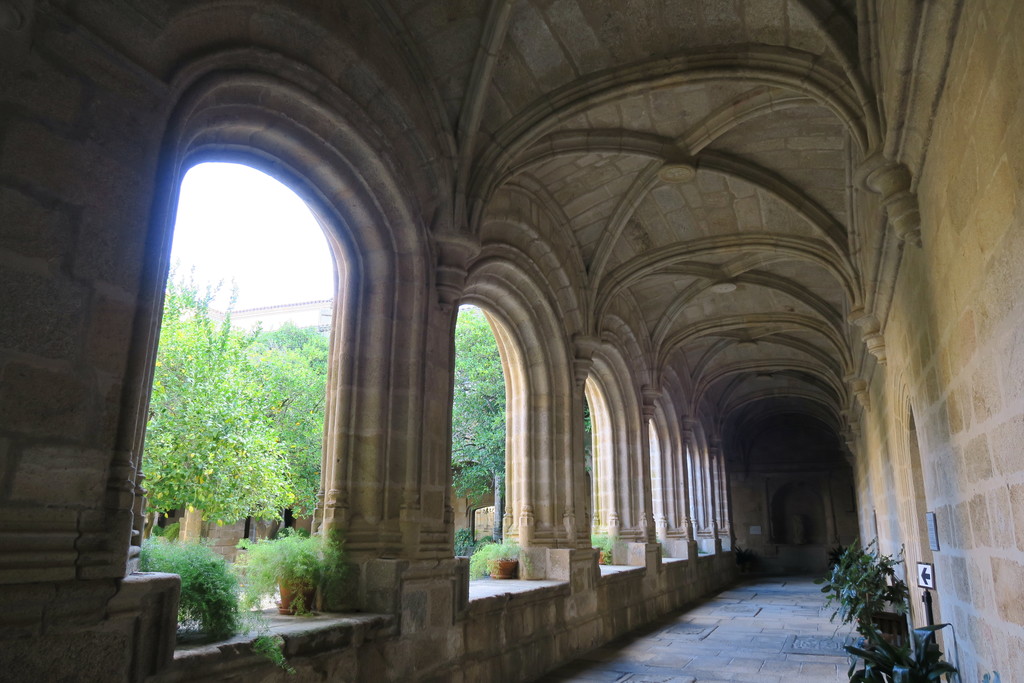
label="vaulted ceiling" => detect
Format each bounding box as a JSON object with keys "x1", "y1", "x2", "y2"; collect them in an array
[
  {"x1": 319, "y1": 0, "x2": 878, "y2": 441},
  {"x1": 386, "y1": 0, "x2": 871, "y2": 438}
]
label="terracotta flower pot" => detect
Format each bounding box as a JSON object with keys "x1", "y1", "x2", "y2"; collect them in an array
[
  {"x1": 278, "y1": 582, "x2": 317, "y2": 615},
  {"x1": 487, "y1": 559, "x2": 518, "y2": 579}
]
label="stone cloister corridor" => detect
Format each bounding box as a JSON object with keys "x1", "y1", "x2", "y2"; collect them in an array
[
  {"x1": 539, "y1": 576, "x2": 856, "y2": 682},
  {"x1": 2, "y1": 0, "x2": 1023, "y2": 681}
]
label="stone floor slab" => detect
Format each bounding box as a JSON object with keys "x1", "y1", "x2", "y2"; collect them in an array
[{"x1": 534, "y1": 576, "x2": 852, "y2": 682}]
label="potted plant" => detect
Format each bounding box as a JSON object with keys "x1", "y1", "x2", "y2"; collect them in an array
[
  {"x1": 591, "y1": 534, "x2": 614, "y2": 565},
  {"x1": 817, "y1": 540, "x2": 909, "y2": 643},
  {"x1": 237, "y1": 531, "x2": 348, "y2": 614},
  {"x1": 845, "y1": 623, "x2": 958, "y2": 681},
  {"x1": 734, "y1": 546, "x2": 756, "y2": 572},
  {"x1": 468, "y1": 539, "x2": 520, "y2": 579}
]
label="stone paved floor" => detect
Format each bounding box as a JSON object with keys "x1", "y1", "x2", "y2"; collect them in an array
[{"x1": 535, "y1": 576, "x2": 855, "y2": 683}]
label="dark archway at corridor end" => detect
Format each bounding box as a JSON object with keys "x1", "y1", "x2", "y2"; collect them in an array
[{"x1": 723, "y1": 400, "x2": 859, "y2": 574}]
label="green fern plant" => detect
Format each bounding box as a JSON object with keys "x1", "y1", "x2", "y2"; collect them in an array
[
  {"x1": 140, "y1": 537, "x2": 241, "y2": 640},
  {"x1": 252, "y1": 634, "x2": 294, "y2": 673}
]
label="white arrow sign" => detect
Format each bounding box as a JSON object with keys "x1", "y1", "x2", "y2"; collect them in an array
[{"x1": 917, "y1": 562, "x2": 935, "y2": 589}]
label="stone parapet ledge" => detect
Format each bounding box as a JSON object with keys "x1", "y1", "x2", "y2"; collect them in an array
[
  {"x1": 465, "y1": 580, "x2": 570, "y2": 613},
  {"x1": 108, "y1": 572, "x2": 180, "y2": 679},
  {"x1": 147, "y1": 613, "x2": 394, "y2": 683},
  {"x1": 596, "y1": 564, "x2": 646, "y2": 584}
]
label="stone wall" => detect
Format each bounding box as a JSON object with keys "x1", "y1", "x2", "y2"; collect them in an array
[
  {"x1": 4, "y1": 0, "x2": 1024, "y2": 679},
  {"x1": 852, "y1": 0, "x2": 1024, "y2": 678},
  {"x1": 144, "y1": 552, "x2": 735, "y2": 683}
]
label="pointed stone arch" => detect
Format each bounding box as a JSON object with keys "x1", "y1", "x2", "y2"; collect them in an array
[
  {"x1": 462, "y1": 256, "x2": 583, "y2": 550},
  {"x1": 122, "y1": 58, "x2": 440, "y2": 587}
]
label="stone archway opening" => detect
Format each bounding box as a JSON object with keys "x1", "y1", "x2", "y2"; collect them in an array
[
  {"x1": 450, "y1": 304, "x2": 509, "y2": 552},
  {"x1": 140, "y1": 161, "x2": 338, "y2": 561},
  {"x1": 584, "y1": 377, "x2": 616, "y2": 539}
]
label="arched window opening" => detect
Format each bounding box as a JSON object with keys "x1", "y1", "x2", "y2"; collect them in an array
[
  {"x1": 583, "y1": 394, "x2": 594, "y2": 520},
  {"x1": 648, "y1": 420, "x2": 667, "y2": 545},
  {"x1": 685, "y1": 443, "x2": 699, "y2": 533},
  {"x1": 450, "y1": 305, "x2": 509, "y2": 558},
  {"x1": 900, "y1": 406, "x2": 938, "y2": 624},
  {"x1": 584, "y1": 378, "x2": 617, "y2": 538},
  {"x1": 142, "y1": 162, "x2": 336, "y2": 560}
]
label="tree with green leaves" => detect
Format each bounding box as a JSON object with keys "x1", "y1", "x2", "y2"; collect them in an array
[
  {"x1": 451, "y1": 306, "x2": 507, "y2": 540},
  {"x1": 252, "y1": 323, "x2": 329, "y2": 518},
  {"x1": 143, "y1": 277, "x2": 294, "y2": 525}
]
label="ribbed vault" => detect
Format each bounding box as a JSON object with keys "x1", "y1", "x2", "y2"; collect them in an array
[{"x1": 433, "y1": 0, "x2": 870, "y2": 449}]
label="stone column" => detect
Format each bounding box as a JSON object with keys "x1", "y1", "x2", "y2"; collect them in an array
[
  {"x1": 567, "y1": 338, "x2": 598, "y2": 548},
  {"x1": 680, "y1": 420, "x2": 700, "y2": 559},
  {"x1": 638, "y1": 387, "x2": 660, "y2": 544},
  {"x1": 524, "y1": 337, "x2": 603, "y2": 583},
  {"x1": 707, "y1": 439, "x2": 723, "y2": 553},
  {"x1": 716, "y1": 450, "x2": 732, "y2": 550}
]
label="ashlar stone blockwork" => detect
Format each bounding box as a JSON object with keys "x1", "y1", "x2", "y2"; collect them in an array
[{"x1": 1, "y1": 0, "x2": 1023, "y2": 680}]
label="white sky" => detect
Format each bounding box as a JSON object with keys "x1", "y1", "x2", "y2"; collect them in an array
[{"x1": 170, "y1": 162, "x2": 335, "y2": 311}]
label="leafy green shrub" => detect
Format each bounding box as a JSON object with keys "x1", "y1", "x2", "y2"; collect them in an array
[
  {"x1": 468, "y1": 539, "x2": 520, "y2": 579},
  {"x1": 734, "y1": 546, "x2": 756, "y2": 567},
  {"x1": 826, "y1": 544, "x2": 845, "y2": 569},
  {"x1": 151, "y1": 521, "x2": 180, "y2": 541},
  {"x1": 236, "y1": 532, "x2": 348, "y2": 612},
  {"x1": 454, "y1": 528, "x2": 476, "y2": 557},
  {"x1": 817, "y1": 540, "x2": 908, "y2": 638},
  {"x1": 276, "y1": 526, "x2": 310, "y2": 539},
  {"x1": 591, "y1": 534, "x2": 614, "y2": 564},
  {"x1": 140, "y1": 537, "x2": 241, "y2": 640},
  {"x1": 846, "y1": 623, "x2": 957, "y2": 682}
]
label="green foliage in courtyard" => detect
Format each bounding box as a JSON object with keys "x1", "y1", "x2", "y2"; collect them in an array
[
  {"x1": 591, "y1": 534, "x2": 614, "y2": 564},
  {"x1": 144, "y1": 276, "x2": 293, "y2": 521},
  {"x1": 252, "y1": 323, "x2": 329, "y2": 518},
  {"x1": 140, "y1": 537, "x2": 242, "y2": 640},
  {"x1": 451, "y1": 306, "x2": 507, "y2": 507},
  {"x1": 144, "y1": 276, "x2": 328, "y2": 524},
  {"x1": 454, "y1": 527, "x2": 477, "y2": 557}
]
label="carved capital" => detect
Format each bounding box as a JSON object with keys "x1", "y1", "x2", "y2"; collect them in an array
[
  {"x1": 573, "y1": 334, "x2": 601, "y2": 359},
  {"x1": 863, "y1": 331, "x2": 887, "y2": 365},
  {"x1": 572, "y1": 334, "x2": 601, "y2": 386},
  {"x1": 848, "y1": 378, "x2": 870, "y2": 410},
  {"x1": 848, "y1": 307, "x2": 887, "y2": 364},
  {"x1": 434, "y1": 232, "x2": 479, "y2": 309},
  {"x1": 640, "y1": 384, "x2": 660, "y2": 420},
  {"x1": 857, "y1": 153, "x2": 922, "y2": 247}
]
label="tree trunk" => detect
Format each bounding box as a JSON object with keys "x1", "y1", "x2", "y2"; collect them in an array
[
  {"x1": 493, "y1": 474, "x2": 504, "y2": 542},
  {"x1": 142, "y1": 510, "x2": 158, "y2": 541}
]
